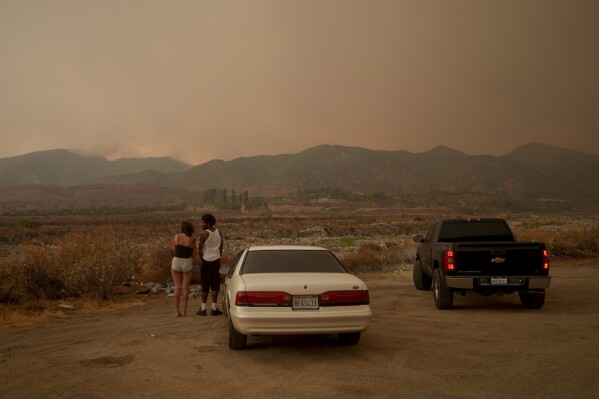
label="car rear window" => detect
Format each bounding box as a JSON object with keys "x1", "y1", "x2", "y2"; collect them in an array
[
  {"x1": 438, "y1": 220, "x2": 515, "y2": 242},
  {"x1": 241, "y1": 250, "x2": 348, "y2": 274}
]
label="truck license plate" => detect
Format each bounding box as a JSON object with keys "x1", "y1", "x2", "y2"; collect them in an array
[
  {"x1": 491, "y1": 277, "x2": 508, "y2": 285},
  {"x1": 293, "y1": 295, "x2": 319, "y2": 309}
]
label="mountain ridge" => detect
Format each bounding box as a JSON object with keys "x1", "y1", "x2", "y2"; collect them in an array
[
  {"x1": 0, "y1": 144, "x2": 597, "y2": 210},
  {"x1": 0, "y1": 149, "x2": 191, "y2": 187}
]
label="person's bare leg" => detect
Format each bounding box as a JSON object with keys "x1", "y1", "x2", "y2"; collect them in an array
[
  {"x1": 171, "y1": 269, "x2": 182, "y2": 317},
  {"x1": 181, "y1": 271, "x2": 193, "y2": 317}
]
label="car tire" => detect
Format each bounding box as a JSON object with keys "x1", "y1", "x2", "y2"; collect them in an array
[
  {"x1": 338, "y1": 332, "x2": 361, "y2": 345},
  {"x1": 228, "y1": 318, "x2": 247, "y2": 350},
  {"x1": 519, "y1": 290, "x2": 545, "y2": 309},
  {"x1": 413, "y1": 260, "x2": 432, "y2": 290},
  {"x1": 433, "y1": 268, "x2": 453, "y2": 310}
]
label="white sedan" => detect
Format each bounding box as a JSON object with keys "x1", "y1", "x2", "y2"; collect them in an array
[{"x1": 221, "y1": 245, "x2": 372, "y2": 350}]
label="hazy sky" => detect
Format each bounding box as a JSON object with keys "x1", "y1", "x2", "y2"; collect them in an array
[{"x1": 1, "y1": 0, "x2": 598, "y2": 165}]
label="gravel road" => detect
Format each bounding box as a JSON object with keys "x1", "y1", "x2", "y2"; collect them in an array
[{"x1": 1, "y1": 258, "x2": 598, "y2": 399}]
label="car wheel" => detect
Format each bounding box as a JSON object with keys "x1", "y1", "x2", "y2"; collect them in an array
[
  {"x1": 433, "y1": 269, "x2": 453, "y2": 310},
  {"x1": 519, "y1": 290, "x2": 545, "y2": 309},
  {"x1": 413, "y1": 260, "x2": 432, "y2": 290},
  {"x1": 228, "y1": 318, "x2": 247, "y2": 350},
  {"x1": 338, "y1": 332, "x2": 361, "y2": 345}
]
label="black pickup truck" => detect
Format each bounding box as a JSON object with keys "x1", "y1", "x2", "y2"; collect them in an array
[{"x1": 413, "y1": 218, "x2": 551, "y2": 309}]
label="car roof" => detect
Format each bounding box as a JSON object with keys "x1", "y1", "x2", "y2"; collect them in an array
[{"x1": 247, "y1": 245, "x2": 328, "y2": 252}]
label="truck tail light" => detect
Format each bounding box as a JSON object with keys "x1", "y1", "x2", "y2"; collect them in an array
[
  {"x1": 235, "y1": 291, "x2": 292, "y2": 307},
  {"x1": 443, "y1": 250, "x2": 455, "y2": 271},
  {"x1": 542, "y1": 249, "x2": 550, "y2": 270},
  {"x1": 320, "y1": 290, "x2": 369, "y2": 306}
]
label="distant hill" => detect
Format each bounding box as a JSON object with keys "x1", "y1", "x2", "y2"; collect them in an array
[
  {"x1": 0, "y1": 149, "x2": 191, "y2": 187},
  {"x1": 83, "y1": 143, "x2": 599, "y2": 200},
  {"x1": 0, "y1": 143, "x2": 597, "y2": 211},
  {"x1": 503, "y1": 143, "x2": 599, "y2": 199}
]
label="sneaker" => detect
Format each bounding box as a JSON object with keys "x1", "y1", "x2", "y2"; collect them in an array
[
  {"x1": 196, "y1": 309, "x2": 207, "y2": 316},
  {"x1": 211, "y1": 308, "x2": 223, "y2": 316}
]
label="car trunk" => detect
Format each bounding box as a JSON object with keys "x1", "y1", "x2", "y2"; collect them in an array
[{"x1": 239, "y1": 272, "x2": 366, "y2": 295}]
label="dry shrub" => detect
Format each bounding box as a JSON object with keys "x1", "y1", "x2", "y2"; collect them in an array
[
  {"x1": 515, "y1": 226, "x2": 599, "y2": 257},
  {"x1": 0, "y1": 245, "x2": 64, "y2": 304},
  {"x1": 57, "y1": 231, "x2": 143, "y2": 300},
  {"x1": 340, "y1": 242, "x2": 416, "y2": 273},
  {"x1": 142, "y1": 239, "x2": 173, "y2": 284},
  {"x1": 0, "y1": 229, "x2": 143, "y2": 303},
  {"x1": 341, "y1": 244, "x2": 384, "y2": 273}
]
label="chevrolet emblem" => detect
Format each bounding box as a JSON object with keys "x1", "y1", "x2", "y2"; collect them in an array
[{"x1": 491, "y1": 257, "x2": 506, "y2": 264}]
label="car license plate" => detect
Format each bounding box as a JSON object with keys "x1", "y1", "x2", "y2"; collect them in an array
[
  {"x1": 293, "y1": 295, "x2": 319, "y2": 309},
  {"x1": 491, "y1": 277, "x2": 508, "y2": 285}
]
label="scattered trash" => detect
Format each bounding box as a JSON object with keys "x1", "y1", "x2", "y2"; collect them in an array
[
  {"x1": 109, "y1": 281, "x2": 180, "y2": 296},
  {"x1": 59, "y1": 303, "x2": 75, "y2": 310}
]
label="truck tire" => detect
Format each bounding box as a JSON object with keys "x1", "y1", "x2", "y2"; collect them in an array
[
  {"x1": 433, "y1": 268, "x2": 453, "y2": 309},
  {"x1": 519, "y1": 290, "x2": 545, "y2": 309},
  {"x1": 228, "y1": 318, "x2": 247, "y2": 350},
  {"x1": 413, "y1": 260, "x2": 432, "y2": 290}
]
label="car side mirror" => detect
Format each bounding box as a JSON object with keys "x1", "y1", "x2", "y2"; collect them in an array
[
  {"x1": 413, "y1": 234, "x2": 424, "y2": 243},
  {"x1": 219, "y1": 266, "x2": 230, "y2": 276}
]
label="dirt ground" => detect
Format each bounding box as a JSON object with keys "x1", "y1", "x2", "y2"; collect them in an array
[{"x1": 1, "y1": 257, "x2": 598, "y2": 399}]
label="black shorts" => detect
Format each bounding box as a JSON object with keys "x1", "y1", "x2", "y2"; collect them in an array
[{"x1": 200, "y1": 258, "x2": 221, "y2": 292}]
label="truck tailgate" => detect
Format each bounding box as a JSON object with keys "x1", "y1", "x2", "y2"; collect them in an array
[{"x1": 453, "y1": 242, "x2": 547, "y2": 276}]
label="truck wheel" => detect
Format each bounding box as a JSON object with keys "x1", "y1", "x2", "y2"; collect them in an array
[
  {"x1": 433, "y1": 269, "x2": 453, "y2": 309},
  {"x1": 519, "y1": 290, "x2": 545, "y2": 309},
  {"x1": 228, "y1": 318, "x2": 247, "y2": 350},
  {"x1": 413, "y1": 260, "x2": 432, "y2": 290}
]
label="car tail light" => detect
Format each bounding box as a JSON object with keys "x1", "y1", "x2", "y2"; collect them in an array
[
  {"x1": 542, "y1": 249, "x2": 550, "y2": 270},
  {"x1": 320, "y1": 290, "x2": 369, "y2": 306},
  {"x1": 235, "y1": 291, "x2": 292, "y2": 307},
  {"x1": 443, "y1": 250, "x2": 455, "y2": 271}
]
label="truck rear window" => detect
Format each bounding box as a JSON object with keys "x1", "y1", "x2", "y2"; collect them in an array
[
  {"x1": 241, "y1": 250, "x2": 348, "y2": 274},
  {"x1": 438, "y1": 221, "x2": 515, "y2": 242}
]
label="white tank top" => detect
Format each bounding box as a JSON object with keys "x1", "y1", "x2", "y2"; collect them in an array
[{"x1": 202, "y1": 229, "x2": 221, "y2": 261}]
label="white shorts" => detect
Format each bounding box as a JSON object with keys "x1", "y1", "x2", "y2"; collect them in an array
[{"x1": 171, "y1": 257, "x2": 193, "y2": 273}]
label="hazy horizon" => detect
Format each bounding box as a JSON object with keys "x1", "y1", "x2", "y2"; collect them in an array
[{"x1": 2, "y1": 1, "x2": 598, "y2": 164}]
